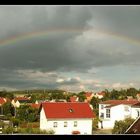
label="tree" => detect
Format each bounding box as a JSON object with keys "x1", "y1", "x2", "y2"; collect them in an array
[
  {"x1": 2, "y1": 102, "x2": 15, "y2": 117},
  {"x1": 92, "y1": 118, "x2": 99, "y2": 131},
  {"x1": 16, "y1": 105, "x2": 29, "y2": 121},
  {"x1": 90, "y1": 97, "x2": 100, "y2": 109},
  {"x1": 78, "y1": 94, "x2": 86, "y2": 102},
  {"x1": 6, "y1": 93, "x2": 14, "y2": 100},
  {"x1": 102, "y1": 90, "x2": 110, "y2": 101},
  {"x1": 0, "y1": 91, "x2": 14, "y2": 99},
  {"x1": 10, "y1": 117, "x2": 20, "y2": 127},
  {"x1": 2, "y1": 126, "x2": 13, "y2": 134},
  {"x1": 112, "y1": 118, "x2": 135, "y2": 134},
  {"x1": 16, "y1": 105, "x2": 38, "y2": 122},
  {"x1": 126, "y1": 88, "x2": 138, "y2": 98}
]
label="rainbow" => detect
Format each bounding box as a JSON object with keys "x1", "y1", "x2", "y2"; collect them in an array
[{"x1": 0, "y1": 28, "x2": 140, "y2": 47}]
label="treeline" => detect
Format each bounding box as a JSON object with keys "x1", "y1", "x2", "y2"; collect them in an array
[
  {"x1": 0, "y1": 91, "x2": 14, "y2": 99},
  {"x1": 12, "y1": 89, "x2": 66, "y2": 94},
  {"x1": 102, "y1": 88, "x2": 140, "y2": 101},
  {"x1": 1, "y1": 87, "x2": 140, "y2": 103}
]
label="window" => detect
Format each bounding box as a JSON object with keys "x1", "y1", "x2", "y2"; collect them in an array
[
  {"x1": 106, "y1": 109, "x2": 110, "y2": 118},
  {"x1": 74, "y1": 121, "x2": 77, "y2": 127},
  {"x1": 124, "y1": 106, "x2": 129, "y2": 112},
  {"x1": 137, "y1": 111, "x2": 140, "y2": 117},
  {"x1": 69, "y1": 109, "x2": 73, "y2": 113},
  {"x1": 53, "y1": 122, "x2": 57, "y2": 127},
  {"x1": 101, "y1": 105, "x2": 104, "y2": 109},
  {"x1": 64, "y1": 122, "x2": 67, "y2": 127},
  {"x1": 100, "y1": 113, "x2": 104, "y2": 118}
]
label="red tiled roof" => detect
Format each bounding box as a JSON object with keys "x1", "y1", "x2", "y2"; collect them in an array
[
  {"x1": 104, "y1": 105, "x2": 119, "y2": 108},
  {"x1": 5, "y1": 98, "x2": 11, "y2": 102},
  {"x1": 98, "y1": 92, "x2": 105, "y2": 96},
  {"x1": 132, "y1": 102, "x2": 140, "y2": 107},
  {"x1": 30, "y1": 103, "x2": 41, "y2": 109},
  {"x1": 70, "y1": 96, "x2": 78, "y2": 102},
  {"x1": 0, "y1": 97, "x2": 6, "y2": 105},
  {"x1": 41, "y1": 102, "x2": 95, "y2": 119},
  {"x1": 14, "y1": 97, "x2": 30, "y2": 102},
  {"x1": 100, "y1": 100, "x2": 139, "y2": 106},
  {"x1": 85, "y1": 92, "x2": 93, "y2": 98}
]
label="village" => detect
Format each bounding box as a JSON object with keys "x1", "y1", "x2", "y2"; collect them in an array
[{"x1": 0, "y1": 88, "x2": 140, "y2": 134}]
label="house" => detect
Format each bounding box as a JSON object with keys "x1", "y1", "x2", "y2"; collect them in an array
[
  {"x1": 70, "y1": 96, "x2": 79, "y2": 102},
  {"x1": 49, "y1": 99, "x2": 67, "y2": 102},
  {"x1": 131, "y1": 102, "x2": 140, "y2": 119},
  {"x1": 0, "y1": 97, "x2": 6, "y2": 106},
  {"x1": 39, "y1": 102, "x2": 95, "y2": 134},
  {"x1": 84, "y1": 92, "x2": 94, "y2": 103},
  {"x1": 98, "y1": 99, "x2": 139, "y2": 129},
  {"x1": 96, "y1": 92, "x2": 105, "y2": 99},
  {"x1": 0, "y1": 97, "x2": 7, "y2": 115},
  {"x1": 125, "y1": 116, "x2": 140, "y2": 134},
  {"x1": 11, "y1": 97, "x2": 31, "y2": 108},
  {"x1": 29, "y1": 103, "x2": 41, "y2": 109},
  {"x1": 35, "y1": 100, "x2": 49, "y2": 104},
  {"x1": 136, "y1": 94, "x2": 140, "y2": 101}
]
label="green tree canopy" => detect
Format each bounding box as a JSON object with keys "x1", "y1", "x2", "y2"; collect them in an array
[
  {"x1": 112, "y1": 118, "x2": 135, "y2": 134},
  {"x1": 2, "y1": 101, "x2": 15, "y2": 117},
  {"x1": 16, "y1": 105, "x2": 38, "y2": 122},
  {"x1": 90, "y1": 96, "x2": 100, "y2": 109}
]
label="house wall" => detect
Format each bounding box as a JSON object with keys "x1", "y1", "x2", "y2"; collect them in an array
[
  {"x1": 97, "y1": 95, "x2": 103, "y2": 99},
  {"x1": 131, "y1": 107, "x2": 140, "y2": 119},
  {"x1": 40, "y1": 108, "x2": 93, "y2": 134},
  {"x1": 40, "y1": 108, "x2": 48, "y2": 130},
  {"x1": 46, "y1": 119, "x2": 92, "y2": 134},
  {"x1": 11, "y1": 100, "x2": 20, "y2": 108},
  {"x1": 15, "y1": 101, "x2": 20, "y2": 108},
  {"x1": 11, "y1": 100, "x2": 16, "y2": 107},
  {"x1": 35, "y1": 100, "x2": 39, "y2": 104}
]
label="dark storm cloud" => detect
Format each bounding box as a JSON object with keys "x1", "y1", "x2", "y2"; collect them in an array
[
  {"x1": 0, "y1": 6, "x2": 94, "y2": 72},
  {"x1": 0, "y1": 6, "x2": 92, "y2": 40},
  {"x1": 0, "y1": 6, "x2": 140, "y2": 73},
  {"x1": 0, "y1": 6, "x2": 140, "y2": 90}
]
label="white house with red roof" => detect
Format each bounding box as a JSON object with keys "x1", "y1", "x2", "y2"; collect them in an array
[
  {"x1": 29, "y1": 103, "x2": 41, "y2": 109},
  {"x1": 94, "y1": 92, "x2": 105, "y2": 99},
  {"x1": 98, "y1": 99, "x2": 140, "y2": 129},
  {"x1": 11, "y1": 97, "x2": 30, "y2": 108},
  {"x1": 39, "y1": 102, "x2": 95, "y2": 134},
  {"x1": 0, "y1": 97, "x2": 6, "y2": 106},
  {"x1": 0, "y1": 97, "x2": 7, "y2": 115},
  {"x1": 84, "y1": 92, "x2": 94, "y2": 103},
  {"x1": 136, "y1": 94, "x2": 140, "y2": 101},
  {"x1": 70, "y1": 96, "x2": 79, "y2": 102}
]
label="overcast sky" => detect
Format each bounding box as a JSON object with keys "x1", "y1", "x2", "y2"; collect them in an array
[{"x1": 0, "y1": 6, "x2": 140, "y2": 92}]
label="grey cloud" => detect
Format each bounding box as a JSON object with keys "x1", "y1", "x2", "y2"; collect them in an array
[
  {"x1": 0, "y1": 6, "x2": 140, "y2": 91},
  {"x1": 57, "y1": 78, "x2": 80, "y2": 86},
  {"x1": 89, "y1": 6, "x2": 140, "y2": 39},
  {"x1": 0, "y1": 6, "x2": 92, "y2": 40}
]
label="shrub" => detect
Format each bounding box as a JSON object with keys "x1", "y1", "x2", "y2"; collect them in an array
[
  {"x1": 2, "y1": 126, "x2": 13, "y2": 134},
  {"x1": 17, "y1": 127, "x2": 55, "y2": 134},
  {"x1": 112, "y1": 118, "x2": 135, "y2": 134},
  {"x1": 92, "y1": 118, "x2": 99, "y2": 131}
]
